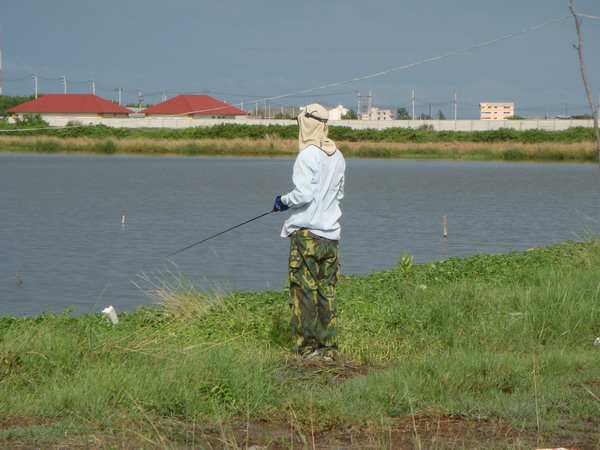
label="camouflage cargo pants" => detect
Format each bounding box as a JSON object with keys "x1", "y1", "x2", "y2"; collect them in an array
[{"x1": 288, "y1": 229, "x2": 339, "y2": 357}]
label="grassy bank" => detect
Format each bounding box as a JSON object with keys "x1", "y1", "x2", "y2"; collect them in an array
[
  {"x1": 1, "y1": 240, "x2": 599, "y2": 448},
  {"x1": 0, "y1": 135, "x2": 598, "y2": 161}
]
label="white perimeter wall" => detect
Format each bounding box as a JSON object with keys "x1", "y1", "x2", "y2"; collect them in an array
[{"x1": 16, "y1": 115, "x2": 597, "y2": 132}]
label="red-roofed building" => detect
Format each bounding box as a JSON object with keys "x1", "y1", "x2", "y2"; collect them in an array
[
  {"x1": 6, "y1": 94, "x2": 133, "y2": 121},
  {"x1": 140, "y1": 94, "x2": 247, "y2": 119}
]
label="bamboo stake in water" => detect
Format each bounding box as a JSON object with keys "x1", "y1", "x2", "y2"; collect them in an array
[{"x1": 443, "y1": 215, "x2": 448, "y2": 239}]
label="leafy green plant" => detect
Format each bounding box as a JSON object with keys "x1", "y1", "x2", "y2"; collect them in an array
[
  {"x1": 14, "y1": 113, "x2": 49, "y2": 128},
  {"x1": 398, "y1": 252, "x2": 414, "y2": 273}
]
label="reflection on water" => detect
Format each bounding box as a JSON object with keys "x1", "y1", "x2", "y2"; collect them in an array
[{"x1": 1, "y1": 153, "x2": 599, "y2": 317}]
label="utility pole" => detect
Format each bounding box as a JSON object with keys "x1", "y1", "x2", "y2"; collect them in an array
[
  {"x1": 356, "y1": 90, "x2": 361, "y2": 117},
  {"x1": 89, "y1": 80, "x2": 95, "y2": 95},
  {"x1": 136, "y1": 90, "x2": 143, "y2": 107},
  {"x1": 32, "y1": 73, "x2": 38, "y2": 98},
  {"x1": 454, "y1": 89, "x2": 458, "y2": 121},
  {"x1": 411, "y1": 89, "x2": 415, "y2": 120},
  {"x1": 61, "y1": 76, "x2": 67, "y2": 94},
  {"x1": 115, "y1": 88, "x2": 123, "y2": 106},
  {"x1": 0, "y1": 34, "x2": 3, "y2": 95}
]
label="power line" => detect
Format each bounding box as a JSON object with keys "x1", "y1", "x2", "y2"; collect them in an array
[
  {"x1": 1, "y1": 14, "x2": 587, "y2": 125},
  {"x1": 3, "y1": 75, "x2": 30, "y2": 82},
  {"x1": 35, "y1": 75, "x2": 62, "y2": 82},
  {"x1": 260, "y1": 15, "x2": 572, "y2": 104},
  {"x1": 5, "y1": 15, "x2": 573, "y2": 108}
]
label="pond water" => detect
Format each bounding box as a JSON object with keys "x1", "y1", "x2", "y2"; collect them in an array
[{"x1": 1, "y1": 153, "x2": 599, "y2": 317}]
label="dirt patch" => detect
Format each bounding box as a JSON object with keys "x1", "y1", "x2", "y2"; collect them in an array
[
  {"x1": 281, "y1": 355, "x2": 375, "y2": 384},
  {"x1": 1, "y1": 414, "x2": 598, "y2": 449},
  {"x1": 0, "y1": 416, "x2": 57, "y2": 430},
  {"x1": 225, "y1": 413, "x2": 599, "y2": 449}
]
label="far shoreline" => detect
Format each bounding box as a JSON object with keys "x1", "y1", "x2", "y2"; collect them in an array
[{"x1": 0, "y1": 135, "x2": 597, "y2": 162}]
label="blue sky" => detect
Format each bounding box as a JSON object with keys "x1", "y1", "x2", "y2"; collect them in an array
[{"x1": 2, "y1": 0, "x2": 599, "y2": 118}]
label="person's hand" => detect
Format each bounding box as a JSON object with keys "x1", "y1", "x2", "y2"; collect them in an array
[{"x1": 273, "y1": 195, "x2": 289, "y2": 212}]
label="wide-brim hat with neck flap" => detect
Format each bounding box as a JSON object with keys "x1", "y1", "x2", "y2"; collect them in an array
[{"x1": 297, "y1": 103, "x2": 337, "y2": 155}]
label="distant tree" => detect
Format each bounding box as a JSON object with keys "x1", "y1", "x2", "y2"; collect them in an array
[
  {"x1": 507, "y1": 115, "x2": 525, "y2": 120},
  {"x1": 396, "y1": 107, "x2": 410, "y2": 120},
  {"x1": 419, "y1": 113, "x2": 431, "y2": 120},
  {"x1": 341, "y1": 109, "x2": 358, "y2": 120},
  {"x1": 437, "y1": 110, "x2": 446, "y2": 120},
  {"x1": 274, "y1": 112, "x2": 293, "y2": 119},
  {"x1": 0, "y1": 94, "x2": 37, "y2": 114}
]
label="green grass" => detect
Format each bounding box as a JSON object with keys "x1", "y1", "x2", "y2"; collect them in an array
[{"x1": 1, "y1": 240, "x2": 599, "y2": 447}]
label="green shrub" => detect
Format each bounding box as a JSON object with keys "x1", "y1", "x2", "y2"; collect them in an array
[{"x1": 14, "y1": 113, "x2": 49, "y2": 128}]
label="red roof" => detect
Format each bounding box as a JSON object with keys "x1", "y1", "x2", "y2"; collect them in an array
[
  {"x1": 140, "y1": 95, "x2": 247, "y2": 116},
  {"x1": 7, "y1": 94, "x2": 133, "y2": 114}
]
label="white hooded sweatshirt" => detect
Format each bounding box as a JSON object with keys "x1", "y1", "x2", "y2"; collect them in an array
[{"x1": 280, "y1": 104, "x2": 346, "y2": 240}]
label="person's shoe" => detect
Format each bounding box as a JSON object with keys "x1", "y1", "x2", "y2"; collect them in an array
[
  {"x1": 320, "y1": 348, "x2": 337, "y2": 361},
  {"x1": 303, "y1": 350, "x2": 320, "y2": 359},
  {"x1": 302, "y1": 349, "x2": 333, "y2": 361}
]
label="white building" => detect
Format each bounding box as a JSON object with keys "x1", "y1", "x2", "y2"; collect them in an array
[
  {"x1": 480, "y1": 102, "x2": 515, "y2": 120},
  {"x1": 327, "y1": 104, "x2": 350, "y2": 120},
  {"x1": 6, "y1": 94, "x2": 133, "y2": 122},
  {"x1": 140, "y1": 94, "x2": 247, "y2": 119},
  {"x1": 360, "y1": 107, "x2": 394, "y2": 121}
]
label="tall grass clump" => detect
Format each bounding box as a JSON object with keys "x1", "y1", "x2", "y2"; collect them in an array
[
  {"x1": 337, "y1": 240, "x2": 600, "y2": 360},
  {"x1": 1, "y1": 240, "x2": 599, "y2": 447}
]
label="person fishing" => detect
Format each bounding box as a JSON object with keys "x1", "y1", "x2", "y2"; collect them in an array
[{"x1": 273, "y1": 103, "x2": 346, "y2": 360}]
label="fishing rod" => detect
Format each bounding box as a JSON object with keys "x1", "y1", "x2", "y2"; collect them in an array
[{"x1": 166, "y1": 209, "x2": 275, "y2": 258}]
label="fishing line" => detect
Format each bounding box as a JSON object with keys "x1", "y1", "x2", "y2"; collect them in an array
[{"x1": 166, "y1": 210, "x2": 275, "y2": 258}]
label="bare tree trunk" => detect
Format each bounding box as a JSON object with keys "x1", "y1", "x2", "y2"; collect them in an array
[
  {"x1": 569, "y1": 1, "x2": 600, "y2": 162},
  {"x1": 569, "y1": 2, "x2": 600, "y2": 160}
]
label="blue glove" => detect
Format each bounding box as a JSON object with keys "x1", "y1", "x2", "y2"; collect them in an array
[{"x1": 273, "y1": 195, "x2": 289, "y2": 212}]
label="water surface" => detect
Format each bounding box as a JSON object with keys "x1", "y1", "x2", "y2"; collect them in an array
[{"x1": 1, "y1": 153, "x2": 599, "y2": 317}]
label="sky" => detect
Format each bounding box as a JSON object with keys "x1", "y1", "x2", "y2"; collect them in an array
[{"x1": 1, "y1": 0, "x2": 599, "y2": 119}]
